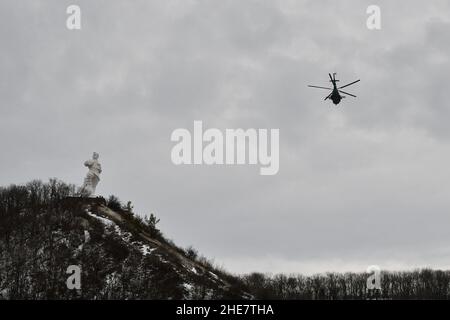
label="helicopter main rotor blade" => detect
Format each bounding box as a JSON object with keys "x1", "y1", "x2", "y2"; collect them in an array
[
  {"x1": 338, "y1": 79, "x2": 360, "y2": 89},
  {"x1": 338, "y1": 90, "x2": 356, "y2": 97},
  {"x1": 324, "y1": 93, "x2": 332, "y2": 100},
  {"x1": 308, "y1": 85, "x2": 332, "y2": 90}
]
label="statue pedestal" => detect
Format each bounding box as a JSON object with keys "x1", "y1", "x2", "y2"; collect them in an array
[{"x1": 61, "y1": 196, "x2": 106, "y2": 208}]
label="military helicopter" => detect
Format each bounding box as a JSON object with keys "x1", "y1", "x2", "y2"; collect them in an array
[{"x1": 308, "y1": 73, "x2": 360, "y2": 105}]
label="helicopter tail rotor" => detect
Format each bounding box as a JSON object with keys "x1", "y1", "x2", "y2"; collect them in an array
[{"x1": 333, "y1": 73, "x2": 339, "y2": 82}]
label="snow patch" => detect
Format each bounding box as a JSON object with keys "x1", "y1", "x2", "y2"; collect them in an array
[
  {"x1": 183, "y1": 283, "x2": 193, "y2": 291},
  {"x1": 86, "y1": 211, "x2": 113, "y2": 226},
  {"x1": 84, "y1": 230, "x2": 91, "y2": 243},
  {"x1": 141, "y1": 244, "x2": 156, "y2": 256}
]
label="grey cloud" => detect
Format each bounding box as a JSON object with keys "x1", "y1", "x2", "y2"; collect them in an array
[{"x1": 1, "y1": 0, "x2": 450, "y2": 274}]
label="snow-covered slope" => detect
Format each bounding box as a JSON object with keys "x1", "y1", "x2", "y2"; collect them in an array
[
  {"x1": 84, "y1": 201, "x2": 249, "y2": 299},
  {"x1": 0, "y1": 184, "x2": 250, "y2": 299}
]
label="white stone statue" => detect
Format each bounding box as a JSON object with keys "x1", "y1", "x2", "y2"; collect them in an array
[{"x1": 80, "y1": 152, "x2": 102, "y2": 197}]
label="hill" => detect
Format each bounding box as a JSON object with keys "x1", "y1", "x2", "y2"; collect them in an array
[{"x1": 0, "y1": 179, "x2": 249, "y2": 299}]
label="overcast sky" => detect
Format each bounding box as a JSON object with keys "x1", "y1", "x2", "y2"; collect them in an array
[{"x1": 1, "y1": 0, "x2": 450, "y2": 275}]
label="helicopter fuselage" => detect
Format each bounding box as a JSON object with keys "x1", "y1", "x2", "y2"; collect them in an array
[{"x1": 330, "y1": 82, "x2": 341, "y2": 105}]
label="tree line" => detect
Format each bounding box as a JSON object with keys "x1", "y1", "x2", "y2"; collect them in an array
[{"x1": 241, "y1": 269, "x2": 450, "y2": 299}]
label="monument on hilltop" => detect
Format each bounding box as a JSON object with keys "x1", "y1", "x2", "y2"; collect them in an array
[{"x1": 80, "y1": 152, "x2": 102, "y2": 197}]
